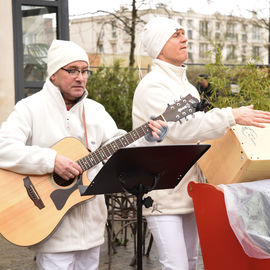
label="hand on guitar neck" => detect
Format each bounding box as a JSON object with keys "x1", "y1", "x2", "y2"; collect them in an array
[{"x1": 54, "y1": 119, "x2": 167, "y2": 181}]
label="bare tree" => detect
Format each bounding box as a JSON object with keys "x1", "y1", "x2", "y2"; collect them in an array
[
  {"x1": 94, "y1": 1, "x2": 174, "y2": 67},
  {"x1": 94, "y1": 0, "x2": 147, "y2": 67}
]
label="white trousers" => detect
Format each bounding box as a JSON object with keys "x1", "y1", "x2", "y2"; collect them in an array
[
  {"x1": 35, "y1": 246, "x2": 100, "y2": 270},
  {"x1": 146, "y1": 213, "x2": 199, "y2": 270}
]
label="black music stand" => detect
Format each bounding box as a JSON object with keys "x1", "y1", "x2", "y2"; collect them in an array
[{"x1": 79, "y1": 144, "x2": 210, "y2": 270}]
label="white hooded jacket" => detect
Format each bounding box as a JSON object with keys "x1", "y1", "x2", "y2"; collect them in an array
[
  {"x1": 132, "y1": 59, "x2": 236, "y2": 216},
  {"x1": 0, "y1": 79, "x2": 127, "y2": 253}
]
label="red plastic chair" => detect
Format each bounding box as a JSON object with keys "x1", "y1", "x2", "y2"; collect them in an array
[{"x1": 188, "y1": 181, "x2": 270, "y2": 270}]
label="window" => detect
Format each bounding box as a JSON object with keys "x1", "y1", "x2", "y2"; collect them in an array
[
  {"x1": 252, "y1": 25, "x2": 261, "y2": 40},
  {"x1": 226, "y1": 23, "x2": 237, "y2": 41},
  {"x1": 242, "y1": 34, "x2": 247, "y2": 42},
  {"x1": 199, "y1": 21, "x2": 209, "y2": 38},
  {"x1": 241, "y1": 46, "x2": 246, "y2": 63},
  {"x1": 241, "y1": 25, "x2": 248, "y2": 43},
  {"x1": 97, "y1": 29, "x2": 104, "y2": 43},
  {"x1": 215, "y1": 21, "x2": 221, "y2": 40},
  {"x1": 22, "y1": 6, "x2": 56, "y2": 83},
  {"x1": 124, "y1": 18, "x2": 130, "y2": 38},
  {"x1": 187, "y1": 20, "x2": 193, "y2": 28},
  {"x1": 111, "y1": 21, "x2": 117, "y2": 38},
  {"x1": 215, "y1": 32, "x2": 221, "y2": 40},
  {"x1": 187, "y1": 30, "x2": 193, "y2": 40},
  {"x1": 98, "y1": 44, "x2": 104, "y2": 53},
  {"x1": 226, "y1": 45, "x2": 237, "y2": 60},
  {"x1": 111, "y1": 44, "x2": 116, "y2": 54},
  {"x1": 12, "y1": 0, "x2": 69, "y2": 101},
  {"x1": 252, "y1": 46, "x2": 260, "y2": 59},
  {"x1": 178, "y1": 18, "x2": 183, "y2": 26},
  {"x1": 188, "y1": 52, "x2": 193, "y2": 62},
  {"x1": 199, "y1": 43, "x2": 209, "y2": 58},
  {"x1": 188, "y1": 42, "x2": 193, "y2": 62}
]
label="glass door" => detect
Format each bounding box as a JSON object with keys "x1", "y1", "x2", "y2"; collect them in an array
[{"x1": 12, "y1": 0, "x2": 69, "y2": 101}]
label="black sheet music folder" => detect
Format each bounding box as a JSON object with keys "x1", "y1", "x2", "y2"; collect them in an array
[{"x1": 79, "y1": 144, "x2": 210, "y2": 196}]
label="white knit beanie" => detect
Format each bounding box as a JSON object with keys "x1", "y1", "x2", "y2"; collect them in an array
[
  {"x1": 47, "y1": 40, "x2": 89, "y2": 77},
  {"x1": 142, "y1": 17, "x2": 183, "y2": 59}
]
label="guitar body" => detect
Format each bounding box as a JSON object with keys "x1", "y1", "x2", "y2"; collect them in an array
[{"x1": 0, "y1": 137, "x2": 94, "y2": 247}]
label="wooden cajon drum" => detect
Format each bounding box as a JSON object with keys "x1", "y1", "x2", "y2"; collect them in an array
[{"x1": 198, "y1": 124, "x2": 270, "y2": 185}]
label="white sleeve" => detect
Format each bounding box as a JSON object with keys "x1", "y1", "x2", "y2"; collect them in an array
[
  {"x1": 0, "y1": 102, "x2": 56, "y2": 175},
  {"x1": 133, "y1": 83, "x2": 236, "y2": 144}
]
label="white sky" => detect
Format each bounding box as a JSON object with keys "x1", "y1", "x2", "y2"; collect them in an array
[{"x1": 68, "y1": 0, "x2": 269, "y2": 18}]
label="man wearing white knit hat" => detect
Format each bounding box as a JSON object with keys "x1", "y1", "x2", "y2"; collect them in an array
[
  {"x1": 132, "y1": 17, "x2": 270, "y2": 270},
  {"x1": 0, "y1": 39, "x2": 167, "y2": 269}
]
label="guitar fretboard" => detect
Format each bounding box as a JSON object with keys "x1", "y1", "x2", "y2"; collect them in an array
[
  {"x1": 77, "y1": 117, "x2": 162, "y2": 172},
  {"x1": 76, "y1": 94, "x2": 199, "y2": 172}
]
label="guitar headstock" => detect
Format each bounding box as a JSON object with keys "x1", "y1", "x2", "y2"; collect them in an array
[{"x1": 160, "y1": 94, "x2": 199, "y2": 123}]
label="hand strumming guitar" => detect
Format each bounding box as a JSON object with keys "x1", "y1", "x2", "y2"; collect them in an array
[{"x1": 54, "y1": 154, "x2": 82, "y2": 180}]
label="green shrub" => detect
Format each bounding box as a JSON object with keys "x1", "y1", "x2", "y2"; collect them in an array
[
  {"x1": 86, "y1": 61, "x2": 139, "y2": 131},
  {"x1": 87, "y1": 53, "x2": 270, "y2": 133},
  {"x1": 202, "y1": 47, "x2": 270, "y2": 110}
]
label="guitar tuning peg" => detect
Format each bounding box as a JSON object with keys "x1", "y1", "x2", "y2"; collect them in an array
[
  {"x1": 178, "y1": 119, "x2": 182, "y2": 124},
  {"x1": 185, "y1": 116, "x2": 188, "y2": 121}
]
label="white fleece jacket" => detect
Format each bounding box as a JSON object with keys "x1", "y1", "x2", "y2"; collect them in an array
[
  {"x1": 132, "y1": 59, "x2": 236, "y2": 216},
  {"x1": 0, "y1": 79, "x2": 128, "y2": 253}
]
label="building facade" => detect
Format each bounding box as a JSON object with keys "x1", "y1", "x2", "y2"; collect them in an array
[{"x1": 70, "y1": 7, "x2": 269, "y2": 67}]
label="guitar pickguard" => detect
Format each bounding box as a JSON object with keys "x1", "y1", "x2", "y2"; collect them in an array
[{"x1": 50, "y1": 174, "x2": 83, "y2": 210}]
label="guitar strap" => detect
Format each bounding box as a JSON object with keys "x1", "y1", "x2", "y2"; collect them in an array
[{"x1": 82, "y1": 104, "x2": 89, "y2": 150}]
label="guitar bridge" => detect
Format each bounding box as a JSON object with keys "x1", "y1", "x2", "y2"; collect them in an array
[{"x1": 23, "y1": 176, "x2": 45, "y2": 209}]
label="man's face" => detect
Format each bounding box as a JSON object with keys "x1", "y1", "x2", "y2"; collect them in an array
[
  {"x1": 50, "y1": 60, "x2": 88, "y2": 103},
  {"x1": 158, "y1": 29, "x2": 188, "y2": 66}
]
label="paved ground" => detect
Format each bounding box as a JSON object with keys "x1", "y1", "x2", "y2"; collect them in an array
[{"x1": 0, "y1": 231, "x2": 204, "y2": 270}]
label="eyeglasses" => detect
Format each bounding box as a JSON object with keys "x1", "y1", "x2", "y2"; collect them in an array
[{"x1": 61, "y1": 68, "x2": 92, "y2": 78}]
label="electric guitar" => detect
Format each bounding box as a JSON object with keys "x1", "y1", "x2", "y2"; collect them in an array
[{"x1": 0, "y1": 94, "x2": 199, "y2": 246}]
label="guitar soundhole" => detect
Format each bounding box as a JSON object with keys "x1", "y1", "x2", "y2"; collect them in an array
[{"x1": 53, "y1": 172, "x2": 75, "y2": 187}]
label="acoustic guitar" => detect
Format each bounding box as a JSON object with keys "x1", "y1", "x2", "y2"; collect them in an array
[{"x1": 0, "y1": 94, "x2": 199, "y2": 246}]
